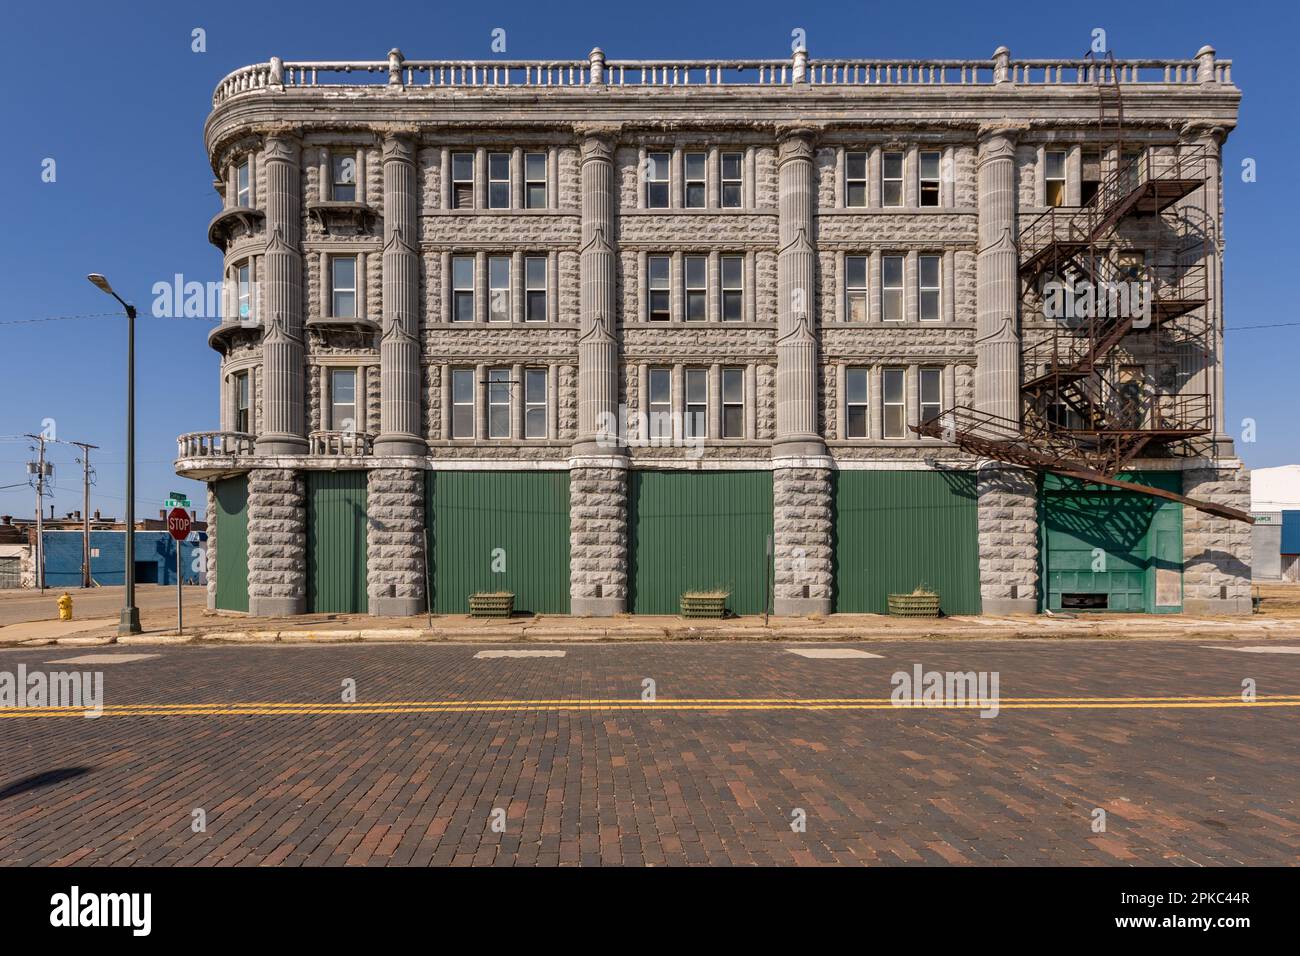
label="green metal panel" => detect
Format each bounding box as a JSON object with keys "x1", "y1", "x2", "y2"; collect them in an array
[
  {"x1": 832, "y1": 470, "x2": 980, "y2": 615},
  {"x1": 213, "y1": 476, "x2": 249, "y2": 613},
  {"x1": 627, "y1": 471, "x2": 774, "y2": 615},
  {"x1": 1040, "y1": 470, "x2": 1182, "y2": 613},
  {"x1": 306, "y1": 471, "x2": 369, "y2": 614},
  {"x1": 426, "y1": 471, "x2": 571, "y2": 614}
]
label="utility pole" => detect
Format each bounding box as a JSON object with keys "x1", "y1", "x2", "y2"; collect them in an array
[
  {"x1": 70, "y1": 441, "x2": 99, "y2": 588},
  {"x1": 25, "y1": 433, "x2": 52, "y2": 591}
]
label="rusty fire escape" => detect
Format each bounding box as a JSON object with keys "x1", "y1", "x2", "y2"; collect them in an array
[{"x1": 913, "y1": 52, "x2": 1251, "y2": 523}]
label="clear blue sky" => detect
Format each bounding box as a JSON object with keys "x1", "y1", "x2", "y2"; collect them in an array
[{"x1": 1, "y1": 0, "x2": 1295, "y2": 521}]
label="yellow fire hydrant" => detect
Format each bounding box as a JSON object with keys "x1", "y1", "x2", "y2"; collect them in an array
[{"x1": 57, "y1": 592, "x2": 73, "y2": 621}]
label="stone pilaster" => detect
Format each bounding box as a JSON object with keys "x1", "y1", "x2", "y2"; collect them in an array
[
  {"x1": 575, "y1": 128, "x2": 621, "y2": 455},
  {"x1": 247, "y1": 468, "x2": 306, "y2": 616},
  {"x1": 978, "y1": 465, "x2": 1039, "y2": 614},
  {"x1": 205, "y1": 483, "x2": 217, "y2": 611},
  {"x1": 569, "y1": 462, "x2": 626, "y2": 616},
  {"x1": 374, "y1": 134, "x2": 426, "y2": 456},
  {"x1": 367, "y1": 467, "x2": 426, "y2": 615},
  {"x1": 1183, "y1": 463, "x2": 1252, "y2": 615},
  {"x1": 255, "y1": 133, "x2": 308, "y2": 455},
  {"x1": 974, "y1": 125, "x2": 1022, "y2": 429},
  {"x1": 773, "y1": 466, "x2": 833, "y2": 616}
]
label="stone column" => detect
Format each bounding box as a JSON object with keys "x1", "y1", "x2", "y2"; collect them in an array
[
  {"x1": 1183, "y1": 122, "x2": 1230, "y2": 452},
  {"x1": 977, "y1": 465, "x2": 1039, "y2": 615},
  {"x1": 974, "y1": 124, "x2": 1022, "y2": 427},
  {"x1": 569, "y1": 461, "x2": 627, "y2": 616},
  {"x1": 374, "y1": 133, "x2": 426, "y2": 457},
  {"x1": 255, "y1": 133, "x2": 308, "y2": 455},
  {"x1": 205, "y1": 483, "x2": 217, "y2": 611},
  {"x1": 773, "y1": 128, "x2": 832, "y2": 616},
  {"x1": 247, "y1": 468, "x2": 306, "y2": 616},
  {"x1": 367, "y1": 467, "x2": 426, "y2": 615},
  {"x1": 1182, "y1": 465, "x2": 1252, "y2": 615}
]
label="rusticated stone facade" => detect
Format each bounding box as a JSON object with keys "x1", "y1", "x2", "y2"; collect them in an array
[
  {"x1": 977, "y1": 466, "x2": 1039, "y2": 614},
  {"x1": 367, "y1": 468, "x2": 426, "y2": 615},
  {"x1": 1183, "y1": 465, "x2": 1253, "y2": 614},
  {"x1": 773, "y1": 466, "x2": 834, "y2": 615},
  {"x1": 569, "y1": 464, "x2": 627, "y2": 615},
  {"x1": 247, "y1": 468, "x2": 306, "y2": 616}
]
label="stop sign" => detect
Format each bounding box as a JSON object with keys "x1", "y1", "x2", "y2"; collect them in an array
[{"x1": 167, "y1": 507, "x2": 192, "y2": 541}]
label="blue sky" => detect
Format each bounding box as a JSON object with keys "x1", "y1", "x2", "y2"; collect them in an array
[{"x1": 1, "y1": 0, "x2": 1295, "y2": 520}]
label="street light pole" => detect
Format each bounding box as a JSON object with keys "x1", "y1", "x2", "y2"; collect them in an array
[{"x1": 87, "y1": 273, "x2": 141, "y2": 635}]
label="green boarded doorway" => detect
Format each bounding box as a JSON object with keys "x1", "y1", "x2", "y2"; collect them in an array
[
  {"x1": 213, "y1": 476, "x2": 249, "y2": 612},
  {"x1": 306, "y1": 471, "x2": 369, "y2": 614},
  {"x1": 1040, "y1": 471, "x2": 1183, "y2": 613},
  {"x1": 832, "y1": 470, "x2": 980, "y2": 615},
  {"x1": 425, "y1": 471, "x2": 571, "y2": 614},
  {"x1": 627, "y1": 470, "x2": 774, "y2": 615}
]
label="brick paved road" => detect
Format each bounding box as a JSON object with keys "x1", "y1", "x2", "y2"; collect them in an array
[{"x1": 0, "y1": 639, "x2": 1296, "y2": 866}]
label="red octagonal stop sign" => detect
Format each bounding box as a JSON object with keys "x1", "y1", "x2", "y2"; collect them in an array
[{"x1": 167, "y1": 507, "x2": 192, "y2": 541}]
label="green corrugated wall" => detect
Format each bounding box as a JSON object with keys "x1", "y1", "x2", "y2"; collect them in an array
[
  {"x1": 833, "y1": 470, "x2": 981, "y2": 614},
  {"x1": 213, "y1": 476, "x2": 249, "y2": 612},
  {"x1": 306, "y1": 471, "x2": 369, "y2": 614},
  {"x1": 425, "y1": 471, "x2": 571, "y2": 614},
  {"x1": 627, "y1": 471, "x2": 774, "y2": 615}
]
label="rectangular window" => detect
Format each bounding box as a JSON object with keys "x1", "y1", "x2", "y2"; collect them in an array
[
  {"x1": 721, "y1": 256, "x2": 743, "y2": 321},
  {"x1": 721, "y1": 152, "x2": 743, "y2": 208},
  {"x1": 845, "y1": 256, "x2": 867, "y2": 323},
  {"x1": 919, "y1": 255, "x2": 941, "y2": 322},
  {"x1": 452, "y1": 256, "x2": 475, "y2": 322},
  {"x1": 920, "y1": 367, "x2": 942, "y2": 424},
  {"x1": 1081, "y1": 149, "x2": 1102, "y2": 206},
  {"x1": 648, "y1": 255, "x2": 670, "y2": 321},
  {"x1": 882, "y1": 368, "x2": 906, "y2": 439},
  {"x1": 685, "y1": 368, "x2": 707, "y2": 439},
  {"x1": 845, "y1": 367, "x2": 869, "y2": 439},
  {"x1": 487, "y1": 368, "x2": 511, "y2": 439},
  {"x1": 845, "y1": 151, "x2": 867, "y2": 207},
  {"x1": 451, "y1": 152, "x2": 474, "y2": 209},
  {"x1": 524, "y1": 151, "x2": 547, "y2": 209},
  {"x1": 330, "y1": 368, "x2": 357, "y2": 432},
  {"x1": 331, "y1": 256, "x2": 357, "y2": 318},
  {"x1": 685, "y1": 255, "x2": 707, "y2": 321},
  {"x1": 919, "y1": 150, "x2": 941, "y2": 207},
  {"x1": 1045, "y1": 150, "x2": 1067, "y2": 207},
  {"x1": 236, "y1": 262, "x2": 252, "y2": 323},
  {"x1": 881, "y1": 151, "x2": 904, "y2": 207},
  {"x1": 331, "y1": 153, "x2": 356, "y2": 202},
  {"x1": 234, "y1": 372, "x2": 250, "y2": 433},
  {"x1": 236, "y1": 160, "x2": 250, "y2": 208},
  {"x1": 488, "y1": 152, "x2": 510, "y2": 209},
  {"x1": 488, "y1": 255, "x2": 510, "y2": 322},
  {"x1": 525, "y1": 255, "x2": 547, "y2": 322},
  {"x1": 722, "y1": 367, "x2": 745, "y2": 439},
  {"x1": 646, "y1": 152, "x2": 670, "y2": 208},
  {"x1": 524, "y1": 368, "x2": 547, "y2": 439},
  {"x1": 684, "y1": 152, "x2": 706, "y2": 208},
  {"x1": 647, "y1": 367, "x2": 672, "y2": 440},
  {"x1": 882, "y1": 255, "x2": 904, "y2": 322},
  {"x1": 451, "y1": 368, "x2": 474, "y2": 438}
]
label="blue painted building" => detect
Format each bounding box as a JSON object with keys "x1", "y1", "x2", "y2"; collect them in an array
[{"x1": 40, "y1": 530, "x2": 206, "y2": 588}]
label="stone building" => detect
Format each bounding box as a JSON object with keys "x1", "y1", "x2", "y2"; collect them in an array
[{"x1": 178, "y1": 45, "x2": 1250, "y2": 618}]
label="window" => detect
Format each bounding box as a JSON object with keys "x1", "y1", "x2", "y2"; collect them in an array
[
  {"x1": 647, "y1": 367, "x2": 672, "y2": 439},
  {"x1": 919, "y1": 151, "x2": 941, "y2": 207},
  {"x1": 330, "y1": 368, "x2": 357, "y2": 432},
  {"x1": 1116, "y1": 250, "x2": 1145, "y2": 282},
  {"x1": 524, "y1": 368, "x2": 547, "y2": 438},
  {"x1": 451, "y1": 152, "x2": 474, "y2": 209},
  {"x1": 487, "y1": 368, "x2": 511, "y2": 439},
  {"x1": 721, "y1": 256, "x2": 743, "y2": 321},
  {"x1": 524, "y1": 152, "x2": 547, "y2": 209},
  {"x1": 647, "y1": 256, "x2": 670, "y2": 321},
  {"x1": 920, "y1": 367, "x2": 942, "y2": 424},
  {"x1": 234, "y1": 372, "x2": 251, "y2": 433},
  {"x1": 685, "y1": 255, "x2": 707, "y2": 321},
  {"x1": 331, "y1": 153, "x2": 356, "y2": 202},
  {"x1": 845, "y1": 256, "x2": 867, "y2": 323},
  {"x1": 882, "y1": 255, "x2": 904, "y2": 322},
  {"x1": 1045, "y1": 150, "x2": 1067, "y2": 207},
  {"x1": 235, "y1": 160, "x2": 250, "y2": 208},
  {"x1": 452, "y1": 256, "x2": 475, "y2": 322},
  {"x1": 881, "y1": 151, "x2": 904, "y2": 207},
  {"x1": 919, "y1": 255, "x2": 941, "y2": 322},
  {"x1": 331, "y1": 256, "x2": 357, "y2": 318},
  {"x1": 488, "y1": 256, "x2": 510, "y2": 322},
  {"x1": 646, "y1": 152, "x2": 670, "y2": 208},
  {"x1": 1118, "y1": 365, "x2": 1145, "y2": 428},
  {"x1": 236, "y1": 262, "x2": 252, "y2": 323},
  {"x1": 844, "y1": 368, "x2": 869, "y2": 439},
  {"x1": 684, "y1": 152, "x2": 706, "y2": 208},
  {"x1": 882, "y1": 368, "x2": 906, "y2": 439},
  {"x1": 488, "y1": 152, "x2": 510, "y2": 209},
  {"x1": 1081, "y1": 149, "x2": 1102, "y2": 205},
  {"x1": 845, "y1": 151, "x2": 867, "y2": 207},
  {"x1": 450, "y1": 368, "x2": 474, "y2": 438},
  {"x1": 525, "y1": 256, "x2": 547, "y2": 322},
  {"x1": 721, "y1": 152, "x2": 743, "y2": 208},
  {"x1": 685, "y1": 368, "x2": 707, "y2": 439},
  {"x1": 722, "y1": 368, "x2": 745, "y2": 439}
]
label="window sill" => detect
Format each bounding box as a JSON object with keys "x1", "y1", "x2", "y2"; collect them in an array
[{"x1": 307, "y1": 315, "x2": 380, "y2": 333}]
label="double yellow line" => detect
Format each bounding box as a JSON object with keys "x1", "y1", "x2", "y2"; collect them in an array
[{"x1": 2, "y1": 694, "x2": 1298, "y2": 718}]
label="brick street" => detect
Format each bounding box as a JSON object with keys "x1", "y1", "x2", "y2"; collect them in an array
[{"x1": 0, "y1": 638, "x2": 1296, "y2": 866}]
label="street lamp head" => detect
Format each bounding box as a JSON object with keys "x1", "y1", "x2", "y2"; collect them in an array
[{"x1": 87, "y1": 273, "x2": 114, "y2": 295}]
